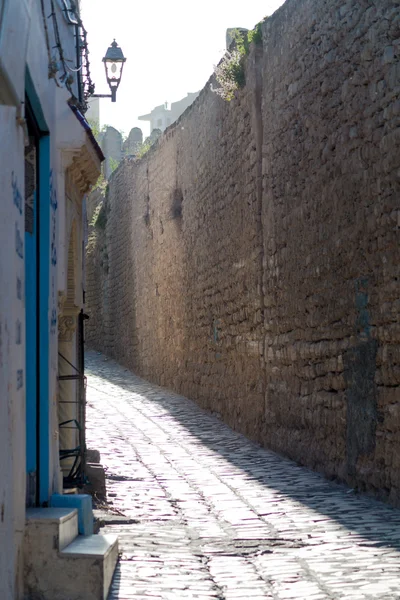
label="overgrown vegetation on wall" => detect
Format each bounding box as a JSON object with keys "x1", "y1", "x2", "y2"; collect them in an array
[
  {"x1": 91, "y1": 201, "x2": 108, "y2": 230},
  {"x1": 212, "y1": 22, "x2": 264, "y2": 101},
  {"x1": 136, "y1": 138, "x2": 153, "y2": 159}
]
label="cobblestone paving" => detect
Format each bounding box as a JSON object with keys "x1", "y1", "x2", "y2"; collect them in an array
[{"x1": 85, "y1": 351, "x2": 400, "y2": 600}]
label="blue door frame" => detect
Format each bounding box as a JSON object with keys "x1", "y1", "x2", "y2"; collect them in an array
[
  {"x1": 25, "y1": 179, "x2": 37, "y2": 480},
  {"x1": 25, "y1": 68, "x2": 51, "y2": 506}
]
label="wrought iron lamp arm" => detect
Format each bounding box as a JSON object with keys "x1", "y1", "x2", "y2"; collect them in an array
[{"x1": 91, "y1": 92, "x2": 116, "y2": 102}]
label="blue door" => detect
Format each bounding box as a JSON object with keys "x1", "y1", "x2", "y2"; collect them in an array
[
  {"x1": 24, "y1": 110, "x2": 38, "y2": 504},
  {"x1": 25, "y1": 72, "x2": 51, "y2": 506}
]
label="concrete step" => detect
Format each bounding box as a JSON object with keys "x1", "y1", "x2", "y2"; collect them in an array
[
  {"x1": 25, "y1": 507, "x2": 79, "y2": 550},
  {"x1": 61, "y1": 533, "x2": 119, "y2": 599},
  {"x1": 24, "y1": 508, "x2": 119, "y2": 600}
]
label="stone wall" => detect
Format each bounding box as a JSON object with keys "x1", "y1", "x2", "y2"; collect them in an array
[{"x1": 86, "y1": 0, "x2": 400, "y2": 504}]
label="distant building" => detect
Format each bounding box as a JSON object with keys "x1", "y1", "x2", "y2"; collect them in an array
[{"x1": 138, "y1": 92, "x2": 200, "y2": 133}]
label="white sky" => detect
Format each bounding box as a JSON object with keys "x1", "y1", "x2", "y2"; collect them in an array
[{"x1": 80, "y1": 0, "x2": 285, "y2": 138}]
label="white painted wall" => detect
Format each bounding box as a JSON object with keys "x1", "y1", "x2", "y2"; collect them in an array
[
  {"x1": 0, "y1": 105, "x2": 26, "y2": 600},
  {"x1": 0, "y1": 0, "x2": 31, "y2": 106},
  {"x1": 0, "y1": 1, "x2": 100, "y2": 597}
]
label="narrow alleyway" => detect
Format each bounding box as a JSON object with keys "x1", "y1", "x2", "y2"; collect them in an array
[{"x1": 85, "y1": 351, "x2": 400, "y2": 600}]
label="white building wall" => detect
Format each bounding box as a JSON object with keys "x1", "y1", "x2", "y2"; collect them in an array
[
  {"x1": 0, "y1": 0, "x2": 31, "y2": 106},
  {"x1": 0, "y1": 1, "x2": 101, "y2": 597},
  {"x1": 0, "y1": 105, "x2": 26, "y2": 600}
]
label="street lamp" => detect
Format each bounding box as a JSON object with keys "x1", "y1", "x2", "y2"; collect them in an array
[{"x1": 92, "y1": 40, "x2": 126, "y2": 103}]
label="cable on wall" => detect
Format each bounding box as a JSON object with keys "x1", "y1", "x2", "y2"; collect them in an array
[{"x1": 40, "y1": 0, "x2": 95, "y2": 112}]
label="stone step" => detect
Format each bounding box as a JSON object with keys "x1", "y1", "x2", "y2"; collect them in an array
[
  {"x1": 61, "y1": 533, "x2": 119, "y2": 599},
  {"x1": 24, "y1": 508, "x2": 119, "y2": 600},
  {"x1": 26, "y1": 507, "x2": 79, "y2": 550}
]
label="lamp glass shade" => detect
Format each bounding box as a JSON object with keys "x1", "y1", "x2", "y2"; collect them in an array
[{"x1": 101, "y1": 40, "x2": 126, "y2": 101}]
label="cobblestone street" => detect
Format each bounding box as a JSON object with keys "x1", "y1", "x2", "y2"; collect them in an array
[{"x1": 85, "y1": 351, "x2": 400, "y2": 600}]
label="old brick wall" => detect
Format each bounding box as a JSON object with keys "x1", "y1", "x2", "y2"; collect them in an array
[{"x1": 86, "y1": 0, "x2": 400, "y2": 503}]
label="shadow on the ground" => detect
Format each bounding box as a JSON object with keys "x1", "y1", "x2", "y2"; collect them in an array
[{"x1": 86, "y1": 351, "x2": 400, "y2": 554}]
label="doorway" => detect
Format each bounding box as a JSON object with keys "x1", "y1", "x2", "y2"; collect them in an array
[{"x1": 24, "y1": 78, "x2": 50, "y2": 506}]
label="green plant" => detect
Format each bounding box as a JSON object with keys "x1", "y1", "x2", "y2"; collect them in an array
[
  {"x1": 100, "y1": 123, "x2": 111, "y2": 134},
  {"x1": 248, "y1": 22, "x2": 263, "y2": 46},
  {"x1": 212, "y1": 22, "x2": 266, "y2": 101},
  {"x1": 234, "y1": 28, "x2": 250, "y2": 56},
  {"x1": 109, "y1": 157, "x2": 119, "y2": 174},
  {"x1": 91, "y1": 201, "x2": 108, "y2": 230},
  {"x1": 92, "y1": 173, "x2": 107, "y2": 193},
  {"x1": 87, "y1": 118, "x2": 100, "y2": 139},
  {"x1": 212, "y1": 49, "x2": 245, "y2": 101},
  {"x1": 86, "y1": 230, "x2": 97, "y2": 252},
  {"x1": 87, "y1": 121, "x2": 123, "y2": 142},
  {"x1": 136, "y1": 139, "x2": 153, "y2": 159}
]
